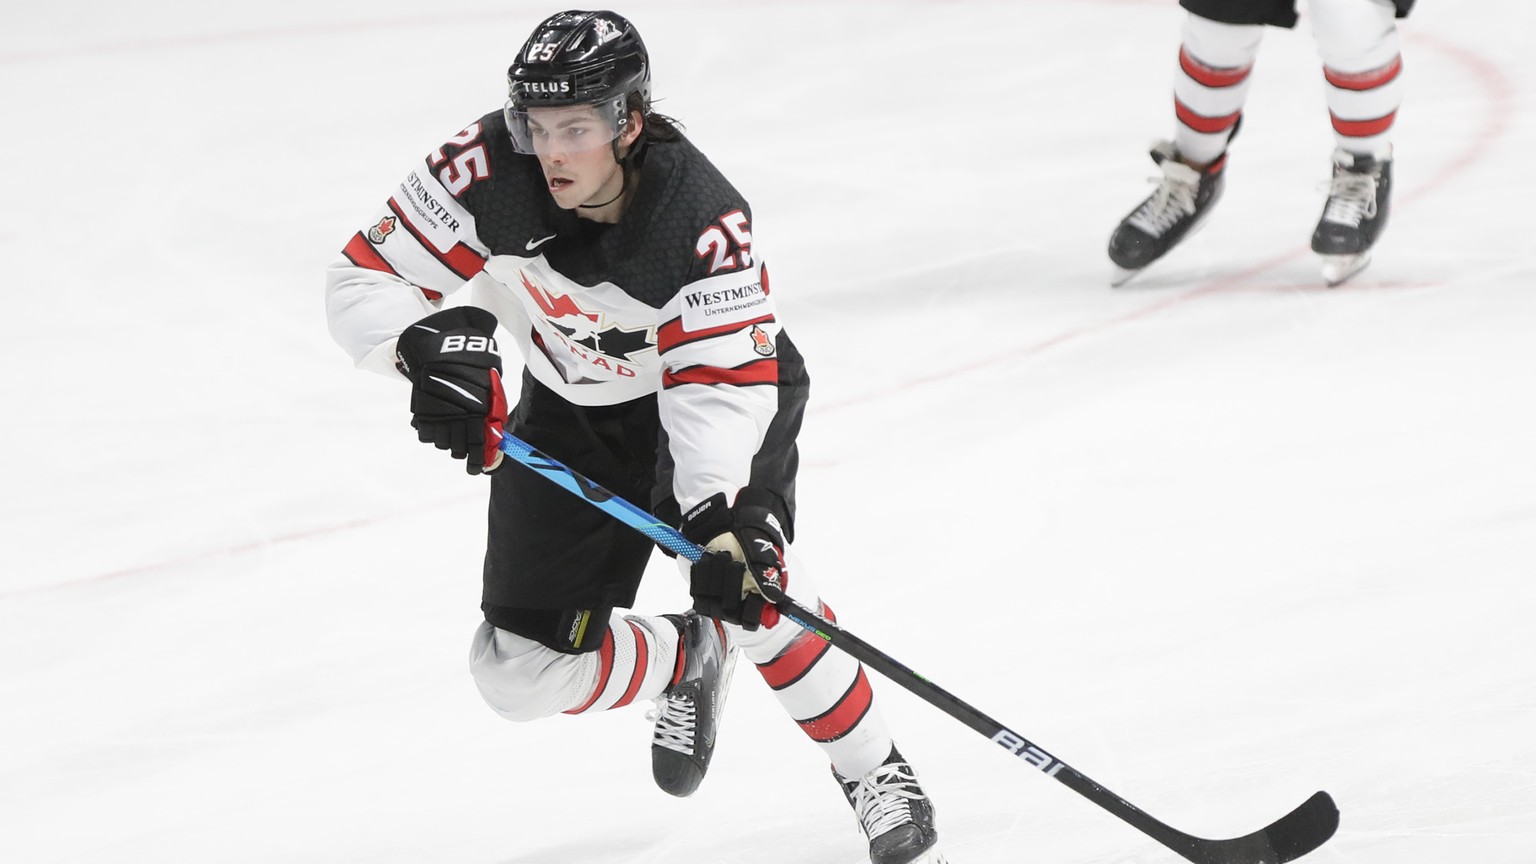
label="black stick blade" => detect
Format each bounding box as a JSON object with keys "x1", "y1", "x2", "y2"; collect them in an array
[
  {"x1": 1184, "y1": 791, "x2": 1339, "y2": 864},
  {"x1": 1263, "y1": 791, "x2": 1339, "y2": 864}
]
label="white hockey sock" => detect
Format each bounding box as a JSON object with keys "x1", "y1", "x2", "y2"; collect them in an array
[
  {"x1": 562, "y1": 613, "x2": 681, "y2": 715},
  {"x1": 1173, "y1": 14, "x2": 1263, "y2": 165},
  {"x1": 749, "y1": 601, "x2": 894, "y2": 781},
  {"x1": 1311, "y1": 0, "x2": 1403, "y2": 155}
]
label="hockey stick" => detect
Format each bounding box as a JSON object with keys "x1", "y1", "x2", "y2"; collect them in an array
[{"x1": 496, "y1": 432, "x2": 1340, "y2": 864}]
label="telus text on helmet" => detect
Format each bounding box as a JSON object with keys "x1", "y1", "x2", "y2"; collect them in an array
[{"x1": 520, "y1": 81, "x2": 572, "y2": 95}]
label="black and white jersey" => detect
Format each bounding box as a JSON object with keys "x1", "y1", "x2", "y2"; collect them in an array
[{"x1": 326, "y1": 111, "x2": 798, "y2": 512}]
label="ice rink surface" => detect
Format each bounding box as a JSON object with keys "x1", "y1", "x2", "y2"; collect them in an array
[{"x1": 2, "y1": 1, "x2": 1533, "y2": 861}]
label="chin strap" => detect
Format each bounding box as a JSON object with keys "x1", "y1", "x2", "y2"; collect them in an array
[
  {"x1": 577, "y1": 178, "x2": 627, "y2": 210},
  {"x1": 579, "y1": 131, "x2": 646, "y2": 210}
]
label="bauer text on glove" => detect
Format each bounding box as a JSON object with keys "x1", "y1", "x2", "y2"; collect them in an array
[{"x1": 394, "y1": 306, "x2": 508, "y2": 475}]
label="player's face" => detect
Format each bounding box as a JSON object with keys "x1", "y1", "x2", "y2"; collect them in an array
[{"x1": 525, "y1": 105, "x2": 625, "y2": 210}]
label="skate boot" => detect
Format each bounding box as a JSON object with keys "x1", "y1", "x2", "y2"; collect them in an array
[
  {"x1": 1312, "y1": 147, "x2": 1393, "y2": 287},
  {"x1": 835, "y1": 746, "x2": 948, "y2": 864},
  {"x1": 1108, "y1": 140, "x2": 1227, "y2": 286},
  {"x1": 650, "y1": 612, "x2": 736, "y2": 797}
]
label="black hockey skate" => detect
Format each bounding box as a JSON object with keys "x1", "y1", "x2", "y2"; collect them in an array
[
  {"x1": 835, "y1": 746, "x2": 948, "y2": 864},
  {"x1": 1312, "y1": 147, "x2": 1393, "y2": 287},
  {"x1": 1108, "y1": 140, "x2": 1227, "y2": 286},
  {"x1": 650, "y1": 612, "x2": 736, "y2": 797}
]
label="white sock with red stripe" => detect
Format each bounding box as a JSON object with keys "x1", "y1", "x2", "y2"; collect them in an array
[
  {"x1": 1310, "y1": 0, "x2": 1403, "y2": 156},
  {"x1": 747, "y1": 601, "x2": 894, "y2": 781},
  {"x1": 1173, "y1": 14, "x2": 1264, "y2": 166},
  {"x1": 562, "y1": 614, "x2": 682, "y2": 715}
]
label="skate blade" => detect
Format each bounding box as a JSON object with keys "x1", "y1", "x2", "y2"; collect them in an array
[
  {"x1": 1110, "y1": 265, "x2": 1145, "y2": 287},
  {"x1": 1320, "y1": 252, "x2": 1371, "y2": 287}
]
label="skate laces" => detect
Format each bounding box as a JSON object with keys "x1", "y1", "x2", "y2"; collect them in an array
[
  {"x1": 1128, "y1": 161, "x2": 1201, "y2": 237},
  {"x1": 647, "y1": 692, "x2": 697, "y2": 755},
  {"x1": 847, "y1": 762, "x2": 926, "y2": 839},
  {"x1": 1321, "y1": 168, "x2": 1378, "y2": 227}
]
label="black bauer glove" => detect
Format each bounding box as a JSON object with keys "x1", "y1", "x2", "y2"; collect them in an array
[
  {"x1": 394, "y1": 307, "x2": 508, "y2": 475},
  {"x1": 680, "y1": 490, "x2": 788, "y2": 631}
]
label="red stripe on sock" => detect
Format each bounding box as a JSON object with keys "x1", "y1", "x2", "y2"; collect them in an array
[
  {"x1": 1330, "y1": 110, "x2": 1397, "y2": 138},
  {"x1": 1324, "y1": 56, "x2": 1402, "y2": 92},
  {"x1": 611, "y1": 621, "x2": 649, "y2": 710},
  {"x1": 669, "y1": 627, "x2": 686, "y2": 688},
  {"x1": 1175, "y1": 98, "x2": 1241, "y2": 135},
  {"x1": 563, "y1": 628, "x2": 615, "y2": 715},
  {"x1": 755, "y1": 601, "x2": 837, "y2": 689},
  {"x1": 757, "y1": 627, "x2": 831, "y2": 690},
  {"x1": 1179, "y1": 47, "x2": 1252, "y2": 88},
  {"x1": 798, "y1": 669, "x2": 874, "y2": 743}
]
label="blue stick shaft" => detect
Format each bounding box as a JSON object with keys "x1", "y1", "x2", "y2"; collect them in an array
[{"x1": 497, "y1": 433, "x2": 704, "y2": 562}]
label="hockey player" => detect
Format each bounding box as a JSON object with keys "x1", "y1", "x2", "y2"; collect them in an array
[
  {"x1": 325, "y1": 11, "x2": 945, "y2": 864},
  {"x1": 1107, "y1": 0, "x2": 1412, "y2": 287}
]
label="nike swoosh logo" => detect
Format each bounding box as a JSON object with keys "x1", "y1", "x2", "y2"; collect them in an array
[{"x1": 526, "y1": 234, "x2": 557, "y2": 251}]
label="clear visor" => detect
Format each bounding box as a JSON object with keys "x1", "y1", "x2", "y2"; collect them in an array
[{"x1": 504, "y1": 98, "x2": 626, "y2": 156}]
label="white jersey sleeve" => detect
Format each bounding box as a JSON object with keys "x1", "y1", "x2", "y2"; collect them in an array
[
  {"x1": 656, "y1": 257, "x2": 780, "y2": 512},
  {"x1": 325, "y1": 124, "x2": 492, "y2": 376}
]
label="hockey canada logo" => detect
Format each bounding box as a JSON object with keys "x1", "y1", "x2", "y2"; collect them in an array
[
  {"x1": 749, "y1": 324, "x2": 774, "y2": 357},
  {"x1": 518, "y1": 270, "x2": 653, "y2": 370},
  {"x1": 367, "y1": 216, "x2": 397, "y2": 244}
]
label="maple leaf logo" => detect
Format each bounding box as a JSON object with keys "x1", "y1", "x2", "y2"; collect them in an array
[{"x1": 367, "y1": 216, "x2": 397, "y2": 244}]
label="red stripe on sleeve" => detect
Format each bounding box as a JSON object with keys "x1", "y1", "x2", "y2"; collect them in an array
[
  {"x1": 657, "y1": 314, "x2": 775, "y2": 354},
  {"x1": 442, "y1": 243, "x2": 488, "y2": 281},
  {"x1": 1175, "y1": 98, "x2": 1242, "y2": 135},
  {"x1": 1324, "y1": 56, "x2": 1402, "y2": 92},
  {"x1": 1330, "y1": 110, "x2": 1397, "y2": 138},
  {"x1": 662, "y1": 358, "x2": 777, "y2": 389},
  {"x1": 797, "y1": 669, "x2": 874, "y2": 743},
  {"x1": 341, "y1": 233, "x2": 443, "y2": 301},
  {"x1": 385, "y1": 199, "x2": 487, "y2": 281},
  {"x1": 1179, "y1": 47, "x2": 1252, "y2": 88},
  {"x1": 342, "y1": 233, "x2": 399, "y2": 276},
  {"x1": 563, "y1": 627, "x2": 616, "y2": 715}
]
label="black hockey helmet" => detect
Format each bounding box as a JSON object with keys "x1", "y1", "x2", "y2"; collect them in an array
[{"x1": 504, "y1": 10, "x2": 651, "y2": 155}]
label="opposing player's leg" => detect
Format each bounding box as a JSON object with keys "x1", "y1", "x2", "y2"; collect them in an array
[
  {"x1": 1309, "y1": 0, "x2": 1404, "y2": 285},
  {"x1": 1108, "y1": 12, "x2": 1262, "y2": 284},
  {"x1": 1108, "y1": 142, "x2": 1229, "y2": 286}
]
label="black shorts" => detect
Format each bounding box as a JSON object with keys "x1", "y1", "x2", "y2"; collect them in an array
[
  {"x1": 1180, "y1": 0, "x2": 1413, "y2": 29},
  {"x1": 482, "y1": 336, "x2": 808, "y2": 653}
]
